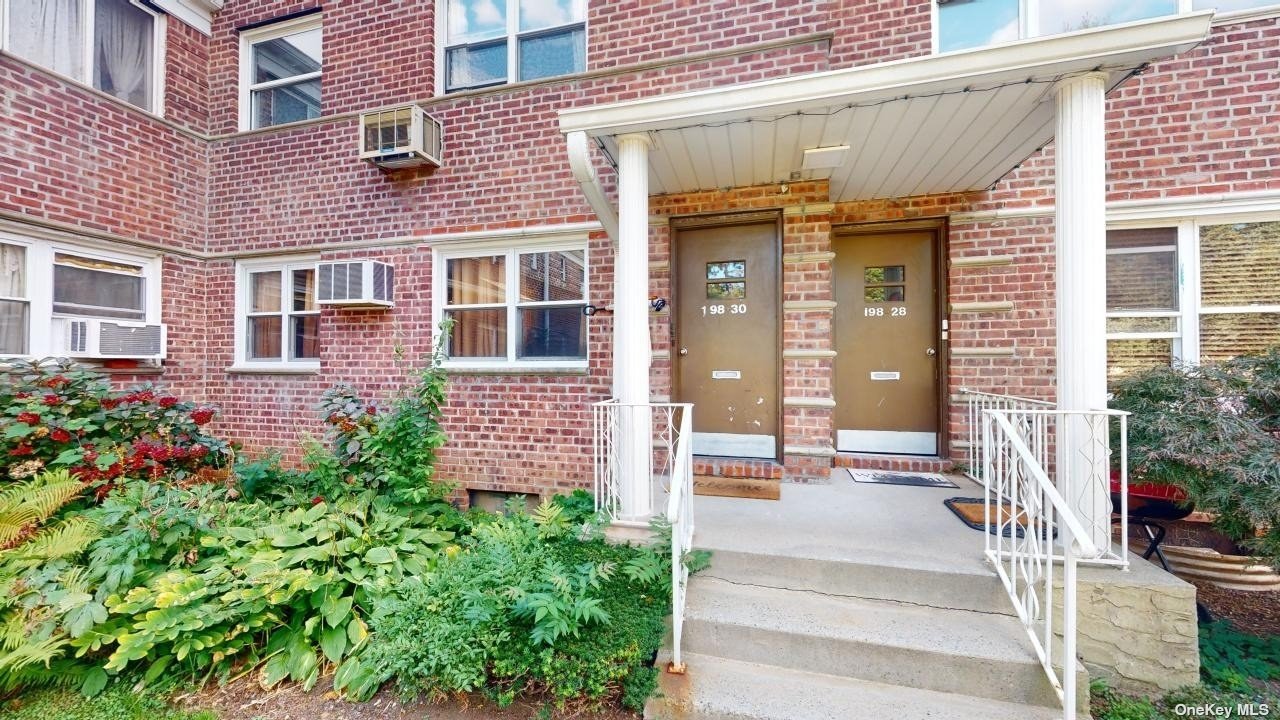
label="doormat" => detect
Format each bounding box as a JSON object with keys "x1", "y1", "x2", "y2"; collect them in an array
[
  {"x1": 943, "y1": 497, "x2": 1056, "y2": 539},
  {"x1": 847, "y1": 469, "x2": 958, "y2": 488},
  {"x1": 693, "y1": 475, "x2": 781, "y2": 501}
]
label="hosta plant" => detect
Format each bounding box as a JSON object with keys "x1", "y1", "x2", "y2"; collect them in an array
[{"x1": 74, "y1": 489, "x2": 454, "y2": 690}]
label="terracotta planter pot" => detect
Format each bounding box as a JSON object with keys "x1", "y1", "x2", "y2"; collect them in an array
[{"x1": 1162, "y1": 545, "x2": 1280, "y2": 592}]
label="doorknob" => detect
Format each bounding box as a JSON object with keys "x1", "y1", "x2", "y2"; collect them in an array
[
  {"x1": 679, "y1": 347, "x2": 689, "y2": 356},
  {"x1": 926, "y1": 348, "x2": 936, "y2": 356}
]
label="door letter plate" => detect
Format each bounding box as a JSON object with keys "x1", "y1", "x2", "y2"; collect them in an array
[
  {"x1": 869, "y1": 371, "x2": 901, "y2": 381},
  {"x1": 712, "y1": 370, "x2": 742, "y2": 380}
]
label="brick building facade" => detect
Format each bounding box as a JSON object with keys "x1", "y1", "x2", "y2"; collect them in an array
[{"x1": 1, "y1": 1, "x2": 1277, "y2": 495}]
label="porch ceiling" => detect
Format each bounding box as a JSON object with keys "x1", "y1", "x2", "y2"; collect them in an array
[{"x1": 558, "y1": 13, "x2": 1212, "y2": 203}]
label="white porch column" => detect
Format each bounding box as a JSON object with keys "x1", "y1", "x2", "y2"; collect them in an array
[
  {"x1": 1054, "y1": 73, "x2": 1110, "y2": 550},
  {"x1": 615, "y1": 133, "x2": 654, "y2": 521}
]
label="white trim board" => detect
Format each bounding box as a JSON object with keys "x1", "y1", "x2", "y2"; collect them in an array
[
  {"x1": 692, "y1": 432, "x2": 777, "y2": 460},
  {"x1": 837, "y1": 430, "x2": 938, "y2": 455}
]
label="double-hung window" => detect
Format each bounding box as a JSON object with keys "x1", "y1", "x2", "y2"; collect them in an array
[
  {"x1": 0, "y1": 0, "x2": 164, "y2": 112},
  {"x1": 1105, "y1": 218, "x2": 1280, "y2": 382},
  {"x1": 935, "y1": 0, "x2": 1280, "y2": 54},
  {"x1": 0, "y1": 242, "x2": 28, "y2": 356},
  {"x1": 239, "y1": 15, "x2": 322, "y2": 130},
  {"x1": 443, "y1": 0, "x2": 586, "y2": 92},
  {"x1": 435, "y1": 241, "x2": 588, "y2": 369},
  {"x1": 0, "y1": 232, "x2": 161, "y2": 360},
  {"x1": 234, "y1": 258, "x2": 320, "y2": 370}
]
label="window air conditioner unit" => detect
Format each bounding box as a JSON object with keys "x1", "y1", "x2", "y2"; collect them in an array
[
  {"x1": 359, "y1": 105, "x2": 443, "y2": 170},
  {"x1": 316, "y1": 260, "x2": 395, "y2": 307},
  {"x1": 53, "y1": 318, "x2": 167, "y2": 360}
]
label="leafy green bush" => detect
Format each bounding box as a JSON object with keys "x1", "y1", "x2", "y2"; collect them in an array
[
  {"x1": 1110, "y1": 348, "x2": 1280, "y2": 566},
  {"x1": 1, "y1": 360, "x2": 228, "y2": 488},
  {"x1": 73, "y1": 490, "x2": 453, "y2": 691},
  {"x1": 1199, "y1": 620, "x2": 1280, "y2": 693},
  {"x1": 352, "y1": 500, "x2": 671, "y2": 710},
  {"x1": 2, "y1": 680, "x2": 217, "y2": 720}
]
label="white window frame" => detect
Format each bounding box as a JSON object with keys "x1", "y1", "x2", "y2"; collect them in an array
[
  {"x1": 0, "y1": 0, "x2": 166, "y2": 115},
  {"x1": 432, "y1": 236, "x2": 589, "y2": 371},
  {"x1": 436, "y1": 0, "x2": 588, "y2": 94},
  {"x1": 1106, "y1": 210, "x2": 1280, "y2": 368},
  {"x1": 232, "y1": 255, "x2": 321, "y2": 372},
  {"x1": 931, "y1": 0, "x2": 1280, "y2": 54},
  {"x1": 0, "y1": 229, "x2": 162, "y2": 359},
  {"x1": 238, "y1": 13, "x2": 322, "y2": 132}
]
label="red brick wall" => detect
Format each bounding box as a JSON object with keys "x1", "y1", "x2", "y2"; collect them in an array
[
  {"x1": 165, "y1": 18, "x2": 212, "y2": 133},
  {"x1": 0, "y1": 57, "x2": 208, "y2": 252}
]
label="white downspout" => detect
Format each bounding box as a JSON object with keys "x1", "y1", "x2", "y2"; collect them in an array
[{"x1": 566, "y1": 131, "x2": 619, "y2": 242}]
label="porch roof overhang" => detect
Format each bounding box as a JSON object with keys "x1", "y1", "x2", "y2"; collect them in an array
[{"x1": 559, "y1": 12, "x2": 1212, "y2": 211}]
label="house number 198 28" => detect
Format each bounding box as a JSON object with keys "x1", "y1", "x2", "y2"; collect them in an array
[{"x1": 865, "y1": 307, "x2": 907, "y2": 317}]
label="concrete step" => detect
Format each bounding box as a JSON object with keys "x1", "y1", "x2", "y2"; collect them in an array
[
  {"x1": 682, "y1": 576, "x2": 1086, "y2": 709},
  {"x1": 699, "y1": 547, "x2": 1014, "y2": 615},
  {"x1": 645, "y1": 652, "x2": 1068, "y2": 720}
]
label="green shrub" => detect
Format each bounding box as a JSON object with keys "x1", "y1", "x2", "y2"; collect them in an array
[
  {"x1": 2, "y1": 681, "x2": 218, "y2": 720},
  {"x1": 1199, "y1": 620, "x2": 1280, "y2": 693},
  {"x1": 74, "y1": 489, "x2": 453, "y2": 691},
  {"x1": 1110, "y1": 349, "x2": 1280, "y2": 567},
  {"x1": 353, "y1": 500, "x2": 671, "y2": 710}
]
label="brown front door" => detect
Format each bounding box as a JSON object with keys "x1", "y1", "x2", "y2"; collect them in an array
[
  {"x1": 674, "y1": 219, "x2": 780, "y2": 459},
  {"x1": 833, "y1": 227, "x2": 940, "y2": 455}
]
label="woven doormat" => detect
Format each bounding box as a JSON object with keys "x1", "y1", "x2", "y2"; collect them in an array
[
  {"x1": 944, "y1": 497, "x2": 1056, "y2": 539},
  {"x1": 847, "y1": 469, "x2": 958, "y2": 488}
]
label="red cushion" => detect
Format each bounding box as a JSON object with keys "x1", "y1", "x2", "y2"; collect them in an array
[{"x1": 1109, "y1": 469, "x2": 1188, "y2": 502}]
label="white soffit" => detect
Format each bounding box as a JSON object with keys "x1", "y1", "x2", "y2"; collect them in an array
[{"x1": 558, "y1": 12, "x2": 1212, "y2": 202}]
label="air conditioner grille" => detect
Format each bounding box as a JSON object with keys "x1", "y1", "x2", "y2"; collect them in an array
[
  {"x1": 67, "y1": 320, "x2": 88, "y2": 353},
  {"x1": 99, "y1": 323, "x2": 163, "y2": 356},
  {"x1": 372, "y1": 263, "x2": 394, "y2": 302}
]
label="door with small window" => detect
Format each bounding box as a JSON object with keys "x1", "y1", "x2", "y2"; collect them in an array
[
  {"x1": 833, "y1": 228, "x2": 939, "y2": 455},
  {"x1": 674, "y1": 219, "x2": 779, "y2": 459}
]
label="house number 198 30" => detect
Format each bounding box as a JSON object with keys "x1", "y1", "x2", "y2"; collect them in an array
[{"x1": 703, "y1": 303, "x2": 747, "y2": 316}]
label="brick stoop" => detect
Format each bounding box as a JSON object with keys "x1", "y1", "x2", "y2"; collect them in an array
[
  {"x1": 693, "y1": 456, "x2": 785, "y2": 480},
  {"x1": 834, "y1": 452, "x2": 953, "y2": 474}
]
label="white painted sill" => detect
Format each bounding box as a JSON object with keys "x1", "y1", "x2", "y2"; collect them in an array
[
  {"x1": 226, "y1": 363, "x2": 321, "y2": 375},
  {"x1": 442, "y1": 363, "x2": 589, "y2": 376}
]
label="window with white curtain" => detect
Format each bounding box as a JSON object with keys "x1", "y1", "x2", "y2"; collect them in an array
[
  {"x1": 935, "y1": 0, "x2": 1280, "y2": 53},
  {"x1": 233, "y1": 257, "x2": 321, "y2": 370},
  {"x1": 0, "y1": 232, "x2": 161, "y2": 360},
  {"x1": 0, "y1": 243, "x2": 29, "y2": 356},
  {"x1": 1105, "y1": 217, "x2": 1280, "y2": 383},
  {"x1": 443, "y1": 0, "x2": 586, "y2": 92},
  {"x1": 239, "y1": 15, "x2": 322, "y2": 130},
  {"x1": 0, "y1": 0, "x2": 163, "y2": 112}
]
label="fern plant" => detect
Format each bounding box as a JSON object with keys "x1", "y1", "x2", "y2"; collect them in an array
[{"x1": 0, "y1": 469, "x2": 100, "y2": 693}]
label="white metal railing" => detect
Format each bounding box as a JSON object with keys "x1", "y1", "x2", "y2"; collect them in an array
[
  {"x1": 592, "y1": 400, "x2": 695, "y2": 672},
  {"x1": 960, "y1": 388, "x2": 1053, "y2": 479},
  {"x1": 981, "y1": 406, "x2": 1130, "y2": 720},
  {"x1": 665, "y1": 405, "x2": 694, "y2": 674}
]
